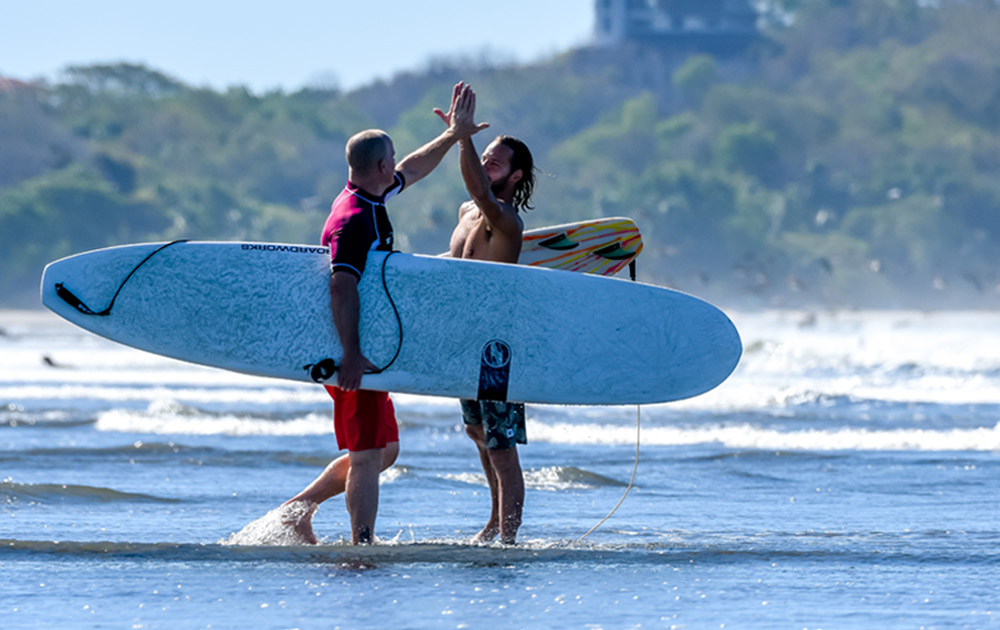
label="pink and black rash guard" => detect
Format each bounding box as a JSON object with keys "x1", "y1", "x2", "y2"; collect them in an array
[{"x1": 321, "y1": 172, "x2": 406, "y2": 280}]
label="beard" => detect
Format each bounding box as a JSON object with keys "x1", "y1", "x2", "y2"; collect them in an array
[{"x1": 490, "y1": 172, "x2": 512, "y2": 198}]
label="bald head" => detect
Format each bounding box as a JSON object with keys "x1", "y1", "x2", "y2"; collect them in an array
[{"x1": 346, "y1": 129, "x2": 392, "y2": 176}]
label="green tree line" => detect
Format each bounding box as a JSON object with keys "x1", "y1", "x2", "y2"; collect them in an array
[{"x1": 2, "y1": 0, "x2": 999, "y2": 309}]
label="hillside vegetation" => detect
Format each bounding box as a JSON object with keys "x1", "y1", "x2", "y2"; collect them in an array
[{"x1": 3, "y1": 0, "x2": 999, "y2": 309}]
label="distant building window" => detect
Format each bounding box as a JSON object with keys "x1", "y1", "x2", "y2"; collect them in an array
[{"x1": 594, "y1": 0, "x2": 758, "y2": 47}]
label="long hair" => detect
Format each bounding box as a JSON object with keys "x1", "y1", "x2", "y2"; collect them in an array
[{"x1": 498, "y1": 135, "x2": 535, "y2": 211}]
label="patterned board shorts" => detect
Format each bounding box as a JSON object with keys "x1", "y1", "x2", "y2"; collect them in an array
[{"x1": 460, "y1": 399, "x2": 527, "y2": 450}]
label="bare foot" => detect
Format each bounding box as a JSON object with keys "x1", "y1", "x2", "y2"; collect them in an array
[
  {"x1": 281, "y1": 500, "x2": 319, "y2": 544},
  {"x1": 471, "y1": 521, "x2": 499, "y2": 544}
]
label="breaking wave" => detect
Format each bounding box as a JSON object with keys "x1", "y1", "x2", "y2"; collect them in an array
[
  {"x1": 527, "y1": 420, "x2": 1000, "y2": 452},
  {"x1": 443, "y1": 466, "x2": 626, "y2": 491}
]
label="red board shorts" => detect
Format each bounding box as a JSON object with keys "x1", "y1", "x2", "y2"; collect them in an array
[{"x1": 325, "y1": 386, "x2": 399, "y2": 452}]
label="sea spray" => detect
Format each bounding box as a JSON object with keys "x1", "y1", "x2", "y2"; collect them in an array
[{"x1": 221, "y1": 500, "x2": 320, "y2": 546}]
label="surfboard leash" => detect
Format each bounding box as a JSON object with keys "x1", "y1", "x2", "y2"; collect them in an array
[
  {"x1": 577, "y1": 254, "x2": 641, "y2": 543},
  {"x1": 54, "y1": 240, "x2": 188, "y2": 316},
  {"x1": 372, "y1": 250, "x2": 404, "y2": 374},
  {"x1": 305, "y1": 250, "x2": 403, "y2": 383},
  {"x1": 576, "y1": 403, "x2": 641, "y2": 543}
]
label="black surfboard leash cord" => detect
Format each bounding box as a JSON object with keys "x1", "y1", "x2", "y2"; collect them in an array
[
  {"x1": 374, "y1": 250, "x2": 404, "y2": 374},
  {"x1": 55, "y1": 240, "x2": 189, "y2": 316},
  {"x1": 306, "y1": 250, "x2": 403, "y2": 382}
]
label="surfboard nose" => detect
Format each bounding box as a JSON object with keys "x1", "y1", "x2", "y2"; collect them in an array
[
  {"x1": 41, "y1": 250, "x2": 115, "y2": 320},
  {"x1": 40, "y1": 257, "x2": 75, "y2": 313}
]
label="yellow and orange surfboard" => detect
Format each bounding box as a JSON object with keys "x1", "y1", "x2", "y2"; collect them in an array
[{"x1": 520, "y1": 217, "x2": 643, "y2": 277}]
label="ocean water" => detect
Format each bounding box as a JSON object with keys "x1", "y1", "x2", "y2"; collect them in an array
[{"x1": 1, "y1": 309, "x2": 998, "y2": 629}]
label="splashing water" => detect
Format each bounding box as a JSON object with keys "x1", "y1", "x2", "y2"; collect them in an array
[{"x1": 221, "y1": 500, "x2": 320, "y2": 546}]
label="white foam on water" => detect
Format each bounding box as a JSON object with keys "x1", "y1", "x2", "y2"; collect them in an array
[
  {"x1": 440, "y1": 471, "x2": 488, "y2": 487},
  {"x1": 526, "y1": 419, "x2": 1000, "y2": 452},
  {"x1": 682, "y1": 374, "x2": 1000, "y2": 412},
  {"x1": 95, "y1": 400, "x2": 332, "y2": 436},
  {"x1": 442, "y1": 466, "x2": 626, "y2": 491},
  {"x1": 221, "y1": 500, "x2": 320, "y2": 546},
  {"x1": 90, "y1": 398, "x2": 464, "y2": 437},
  {"x1": 378, "y1": 466, "x2": 408, "y2": 484},
  {"x1": 92, "y1": 396, "x2": 1000, "y2": 451}
]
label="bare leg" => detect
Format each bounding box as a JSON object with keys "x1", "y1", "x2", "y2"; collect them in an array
[
  {"x1": 286, "y1": 454, "x2": 351, "y2": 505},
  {"x1": 466, "y1": 424, "x2": 500, "y2": 542},
  {"x1": 465, "y1": 425, "x2": 524, "y2": 544},
  {"x1": 345, "y1": 447, "x2": 386, "y2": 544},
  {"x1": 487, "y1": 446, "x2": 524, "y2": 545},
  {"x1": 284, "y1": 442, "x2": 398, "y2": 544}
]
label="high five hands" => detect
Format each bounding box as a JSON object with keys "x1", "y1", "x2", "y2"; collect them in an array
[{"x1": 434, "y1": 81, "x2": 490, "y2": 138}]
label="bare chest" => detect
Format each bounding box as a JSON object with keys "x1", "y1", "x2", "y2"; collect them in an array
[
  {"x1": 448, "y1": 204, "x2": 522, "y2": 263},
  {"x1": 449, "y1": 209, "x2": 487, "y2": 256}
]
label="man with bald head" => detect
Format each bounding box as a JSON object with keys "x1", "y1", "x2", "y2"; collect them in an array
[{"x1": 283, "y1": 83, "x2": 488, "y2": 545}]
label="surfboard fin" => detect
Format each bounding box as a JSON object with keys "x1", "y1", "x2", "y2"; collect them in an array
[
  {"x1": 593, "y1": 243, "x2": 636, "y2": 260},
  {"x1": 538, "y1": 233, "x2": 579, "y2": 250}
]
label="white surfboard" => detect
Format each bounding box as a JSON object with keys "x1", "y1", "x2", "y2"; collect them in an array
[{"x1": 40, "y1": 241, "x2": 741, "y2": 405}]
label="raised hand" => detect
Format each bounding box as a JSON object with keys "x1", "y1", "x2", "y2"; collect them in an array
[
  {"x1": 433, "y1": 81, "x2": 464, "y2": 126},
  {"x1": 450, "y1": 84, "x2": 491, "y2": 138}
]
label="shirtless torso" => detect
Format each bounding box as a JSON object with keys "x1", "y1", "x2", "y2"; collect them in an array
[{"x1": 448, "y1": 200, "x2": 523, "y2": 263}]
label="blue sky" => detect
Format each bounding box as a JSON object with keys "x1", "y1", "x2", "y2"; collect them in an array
[{"x1": 2, "y1": 0, "x2": 595, "y2": 92}]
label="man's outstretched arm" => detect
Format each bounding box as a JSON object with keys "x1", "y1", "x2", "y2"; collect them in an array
[
  {"x1": 398, "y1": 82, "x2": 489, "y2": 188},
  {"x1": 455, "y1": 91, "x2": 521, "y2": 240}
]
